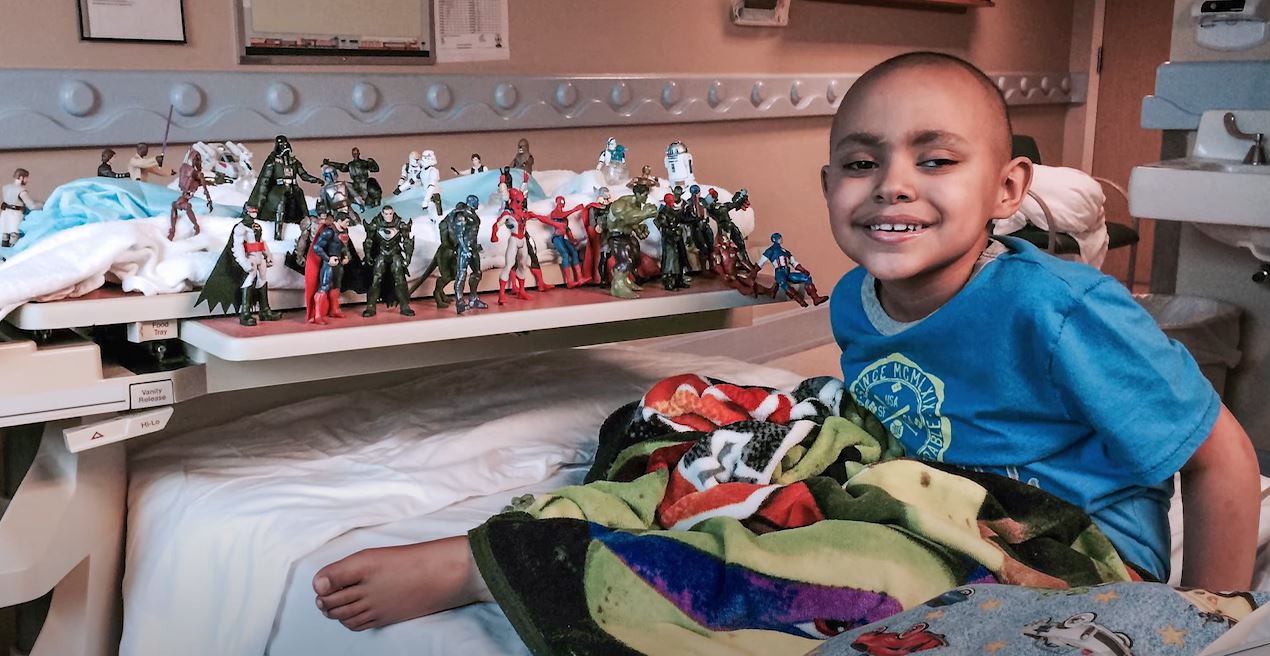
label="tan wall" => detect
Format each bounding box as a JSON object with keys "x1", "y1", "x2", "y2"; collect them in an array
[{"x1": 2, "y1": 0, "x2": 1081, "y2": 287}]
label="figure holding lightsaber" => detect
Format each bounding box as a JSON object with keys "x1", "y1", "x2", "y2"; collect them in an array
[{"x1": 128, "y1": 106, "x2": 177, "y2": 183}]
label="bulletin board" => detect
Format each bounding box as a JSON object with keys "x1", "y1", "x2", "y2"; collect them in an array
[{"x1": 236, "y1": 0, "x2": 433, "y2": 64}]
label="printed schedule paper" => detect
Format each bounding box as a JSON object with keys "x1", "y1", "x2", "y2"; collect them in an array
[{"x1": 435, "y1": 0, "x2": 509, "y2": 62}]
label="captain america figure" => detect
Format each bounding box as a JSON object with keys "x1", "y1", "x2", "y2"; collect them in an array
[{"x1": 754, "y1": 232, "x2": 827, "y2": 307}]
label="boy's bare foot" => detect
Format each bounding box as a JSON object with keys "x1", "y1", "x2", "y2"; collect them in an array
[{"x1": 312, "y1": 535, "x2": 492, "y2": 632}]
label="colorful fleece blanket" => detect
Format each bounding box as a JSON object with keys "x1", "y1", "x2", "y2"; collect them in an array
[{"x1": 469, "y1": 374, "x2": 1158, "y2": 655}]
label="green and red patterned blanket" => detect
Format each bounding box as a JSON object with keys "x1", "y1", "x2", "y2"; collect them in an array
[{"x1": 469, "y1": 373, "x2": 1154, "y2": 655}]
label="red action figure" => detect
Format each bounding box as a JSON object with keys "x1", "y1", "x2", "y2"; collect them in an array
[
  {"x1": 580, "y1": 187, "x2": 613, "y2": 285},
  {"x1": 541, "y1": 196, "x2": 588, "y2": 288},
  {"x1": 169, "y1": 149, "x2": 213, "y2": 240},
  {"x1": 491, "y1": 188, "x2": 556, "y2": 304}
]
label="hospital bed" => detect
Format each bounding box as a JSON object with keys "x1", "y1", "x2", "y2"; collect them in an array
[{"x1": 8, "y1": 64, "x2": 1261, "y2": 656}]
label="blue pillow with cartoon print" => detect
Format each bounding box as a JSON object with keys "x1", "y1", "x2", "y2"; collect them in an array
[{"x1": 808, "y1": 582, "x2": 1268, "y2": 655}]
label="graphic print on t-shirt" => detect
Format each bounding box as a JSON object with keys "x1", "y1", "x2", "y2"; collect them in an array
[{"x1": 849, "y1": 353, "x2": 952, "y2": 461}]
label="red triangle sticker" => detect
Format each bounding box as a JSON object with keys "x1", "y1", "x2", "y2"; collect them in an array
[{"x1": 91, "y1": 431, "x2": 104, "y2": 440}]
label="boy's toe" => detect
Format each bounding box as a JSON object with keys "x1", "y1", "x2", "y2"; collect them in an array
[
  {"x1": 326, "y1": 598, "x2": 370, "y2": 622},
  {"x1": 313, "y1": 554, "x2": 369, "y2": 595},
  {"x1": 316, "y1": 586, "x2": 364, "y2": 613},
  {"x1": 343, "y1": 611, "x2": 378, "y2": 632}
]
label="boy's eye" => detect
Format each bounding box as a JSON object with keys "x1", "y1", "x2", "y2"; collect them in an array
[
  {"x1": 843, "y1": 160, "x2": 878, "y2": 171},
  {"x1": 918, "y1": 158, "x2": 958, "y2": 168}
]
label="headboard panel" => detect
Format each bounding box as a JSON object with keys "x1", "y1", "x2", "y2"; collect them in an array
[{"x1": 0, "y1": 69, "x2": 1085, "y2": 151}]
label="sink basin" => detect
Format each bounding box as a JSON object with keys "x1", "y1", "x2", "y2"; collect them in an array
[{"x1": 1128, "y1": 157, "x2": 1270, "y2": 227}]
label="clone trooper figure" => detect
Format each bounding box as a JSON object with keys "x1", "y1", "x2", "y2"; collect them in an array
[
  {"x1": 394, "y1": 151, "x2": 425, "y2": 195},
  {"x1": 664, "y1": 141, "x2": 695, "y2": 189},
  {"x1": 597, "y1": 137, "x2": 628, "y2": 185}
]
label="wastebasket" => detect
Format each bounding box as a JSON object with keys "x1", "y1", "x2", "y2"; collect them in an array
[{"x1": 1134, "y1": 294, "x2": 1243, "y2": 396}]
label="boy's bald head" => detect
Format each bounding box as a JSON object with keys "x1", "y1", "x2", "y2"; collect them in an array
[{"x1": 833, "y1": 52, "x2": 1013, "y2": 165}]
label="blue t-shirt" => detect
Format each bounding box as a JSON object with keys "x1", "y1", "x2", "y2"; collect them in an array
[{"x1": 830, "y1": 237, "x2": 1220, "y2": 580}]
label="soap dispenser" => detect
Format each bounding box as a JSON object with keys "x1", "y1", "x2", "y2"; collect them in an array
[{"x1": 1192, "y1": 0, "x2": 1270, "y2": 50}]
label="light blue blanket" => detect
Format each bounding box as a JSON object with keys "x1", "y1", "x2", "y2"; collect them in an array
[{"x1": 0, "y1": 178, "x2": 239, "y2": 256}]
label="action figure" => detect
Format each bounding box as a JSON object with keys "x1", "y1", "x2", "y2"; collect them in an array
[
  {"x1": 287, "y1": 211, "x2": 324, "y2": 274},
  {"x1": 453, "y1": 154, "x2": 487, "y2": 176},
  {"x1": 628, "y1": 165, "x2": 660, "y2": 191},
  {"x1": 419, "y1": 149, "x2": 442, "y2": 217},
  {"x1": 0, "y1": 169, "x2": 41, "y2": 248},
  {"x1": 581, "y1": 187, "x2": 613, "y2": 284},
  {"x1": 682, "y1": 184, "x2": 714, "y2": 270},
  {"x1": 414, "y1": 195, "x2": 488, "y2": 314},
  {"x1": 393, "y1": 151, "x2": 425, "y2": 196},
  {"x1": 128, "y1": 143, "x2": 174, "y2": 183},
  {"x1": 509, "y1": 138, "x2": 535, "y2": 175},
  {"x1": 596, "y1": 137, "x2": 628, "y2": 185},
  {"x1": 753, "y1": 232, "x2": 827, "y2": 307},
  {"x1": 317, "y1": 165, "x2": 365, "y2": 222},
  {"x1": 491, "y1": 187, "x2": 557, "y2": 304},
  {"x1": 192, "y1": 141, "x2": 254, "y2": 187},
  {"x1": 542, "y1": 196, "x2": 587, "y2": 288},
  {"x1": 169, "y1": 148, "x2": 214, "y2": 240},
  {"x1": 97, "y1": 148, "x2": 129, "y2": 179},
  {"x1": 604, "y1": 183, "x2": 656, "y2": 298},
  {"x1": 361, "y1": 205, "x2": 415, "y2": 317},
  {"x1": 710, "y1": 230, "x2": 763, "y2": 297},
  {"x1": 706, "y1": 188, "x2": 754, "y2": 268},
  {"x1": 664, "y1": 141, "x2": 695, "y2": 189},
  {"x1": 197, "y1": 206, "x2": 282, "y2": 326},
  {"x1": 247, "y1": 135, "x2": 323, "y2": 240},
  {"x1": 325, "y1": 147, "x2": 382, "y2": 207},
  {"x1": 304, "y1": 213, "x2": 355, "y2": 324},
  {"x1": 654, "y1": 192, "x2": 690, "y2": 291},
  {"x1": 493, "y1": 166, "x2": 516, "y2": 209}
]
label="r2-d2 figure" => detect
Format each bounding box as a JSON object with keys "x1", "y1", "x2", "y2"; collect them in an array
[{"x1": 664, "y1": 141, "x2": 695, "y2": 189}]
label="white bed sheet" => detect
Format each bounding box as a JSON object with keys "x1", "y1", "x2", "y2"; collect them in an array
[
  {"x1": 123, "y1": 346, "x2": 804, "y2": 656},
  {"x1": 268, "y1": 466, "x2": 593, "y2": 656}
]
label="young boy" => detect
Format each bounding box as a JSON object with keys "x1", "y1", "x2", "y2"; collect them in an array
[
  {"x1": 822, "y1": 51, "x2": 1257, "y2": 590},
  {"x1": 311, "y1": 52, "x2": 1259, "y2": 633}
]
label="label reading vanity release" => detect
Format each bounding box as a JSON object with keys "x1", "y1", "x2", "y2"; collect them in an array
[{"x1": 130, "y1": 380, "x2": 174, "y2": 409}]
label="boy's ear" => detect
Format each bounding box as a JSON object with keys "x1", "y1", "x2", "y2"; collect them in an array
[
  {"x1": 820, "y1": 164, "x2": 830, "y2": 201},
  {"x1": 992, "y1": 156, "x2": 1033, "y2": 220}
]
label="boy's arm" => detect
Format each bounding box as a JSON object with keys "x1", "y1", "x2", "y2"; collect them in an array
[{"x1": 1180, "y1": 403, "x2": 1260, "y2": 590}]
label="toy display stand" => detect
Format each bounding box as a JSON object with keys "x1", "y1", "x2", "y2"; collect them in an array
[{"x1": 1, "y1": 277, "x2": 780, "y2": 429}]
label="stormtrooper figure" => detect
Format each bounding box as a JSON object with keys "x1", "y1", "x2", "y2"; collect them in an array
[
  {"x1": 420, "y1": 149, "x2": 442, "y2": 217},
  {"x1": 393, "y1": 151, "x2": 425, "y2": 195},
  {"x1": 664, "y1": 141, "x2": 695, "y2": 189}
]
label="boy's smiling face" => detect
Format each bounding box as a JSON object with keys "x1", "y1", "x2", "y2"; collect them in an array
[{"x1": 822, "y1": 64, "x2": 1029, "y2": 293}]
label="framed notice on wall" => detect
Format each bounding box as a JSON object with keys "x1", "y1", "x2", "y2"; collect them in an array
[
  {"x1": 78, "y1": 0, "x2": 187, "y2": 43},
  {"x1": 236, "y1": 0, "x2": 434, "y2": 64}
]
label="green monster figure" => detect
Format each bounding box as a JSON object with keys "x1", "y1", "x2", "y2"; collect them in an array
[
  {"x1": 361, "y1": 205, "x2": 416, "y2": 317},
  {"x1": 605, "y1": 184, "x2": 656, "y2": 299},
  {"x1": 247, "y1": 135, "x2": 323, "y2": 241},
  {"x1": 705, "y1": 188, "x2": 754, "y2": 269},
  {"x1": 411, "y1": 194, "x2": 488, "y2": 314},
  {"x1": 197, "y1": 206, "x2": 283, "y2": 326}
]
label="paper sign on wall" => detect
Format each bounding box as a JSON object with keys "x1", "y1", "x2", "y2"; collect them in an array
[{"x1": 435, "y1": 0, "x2": 510, "y2": 62}]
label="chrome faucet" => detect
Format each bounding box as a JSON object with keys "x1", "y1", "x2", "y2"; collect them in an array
[{"x1": 1224, "y1": 112, "x2": 1266, "y2": 165}]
